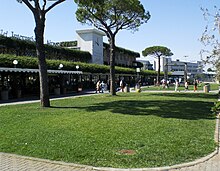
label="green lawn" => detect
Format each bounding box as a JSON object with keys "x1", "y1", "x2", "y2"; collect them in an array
[{"x1": 0, "y1": 93, "x2": 218, "y2": 168}]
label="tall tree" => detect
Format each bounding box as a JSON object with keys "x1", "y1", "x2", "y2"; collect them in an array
[
  {"x1": 74, "y1": 0, "x2": 150, "y2": 95},
  {"x1": 17, "y1": 0, "x2": 65, "y2": 107},
  {"x1": 200, "y1": 6, "x2": 220, "y2": 80},
  {"x1": 142, "y1": 46, "x2": 173, "y2": 85}
]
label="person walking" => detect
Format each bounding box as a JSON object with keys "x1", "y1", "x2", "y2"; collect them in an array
[
  {"x1": 194, "y1": 79, "x2": 198, "y2": 92},
  {"x1": 184, "y1": 81, "x2": 189, "y2": 91},
  {"x1": 175, "y1": 79, "x2": 179, "y2": 92},
  {"x1": 120, "y1": 79, "x2": 125, "y2": 92},
  {"x1": 95, "y1": 80, "x2": 100, "y2": 93},
  {"x1": 100, "y1": 81, "x2": 105, "y2": 93},
  {"x1": 153, "y1": 78, "x2": 157, "y2": 86}
]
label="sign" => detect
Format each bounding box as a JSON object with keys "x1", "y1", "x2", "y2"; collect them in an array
[{"x1": 0, "y1": 28, "x2": 60, "y2": 46}]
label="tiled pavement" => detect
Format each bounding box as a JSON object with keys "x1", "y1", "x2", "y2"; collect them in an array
[
  {"x1": 170, "y1": 153, "x2": 220, "y2": 171},
  {"x1": 0, "y1": 90, "x2": 220, "y2": 171},
  {"x1": 0, "y1": 153, "x2": 88, "y2": 171},
  {"x1": 0, "y1": 151, "x2": 220, "y2": 171}
]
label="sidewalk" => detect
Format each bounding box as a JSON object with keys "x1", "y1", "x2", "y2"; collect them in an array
[
  {"x1": 0, "y1": 90, "x2": 96, "y2": 106},
  {"x1": 0, "y1": 90, "x2": 219, "y2": 171}
]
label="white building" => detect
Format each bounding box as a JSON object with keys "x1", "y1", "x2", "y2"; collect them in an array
[
  {"x1": 75, "y1": 28, "x2": 139, "y2": 67},
  {"x1": 76, "y1": 28, "x2": 106, "y2": 64},
  {"x1": 154, "y1": 57, "x2": 203, "y2": 78}
]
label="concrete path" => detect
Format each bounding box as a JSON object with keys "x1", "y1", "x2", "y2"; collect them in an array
[
  {"x1": 170, "y1": 153, "x2": 220, "y2": 171},
  {"x1": 0, "y1": 90, "x2": 220, "y2": 171}
]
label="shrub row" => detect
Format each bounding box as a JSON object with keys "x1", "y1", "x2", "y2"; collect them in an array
[
  {"x1": 0, "y1": 54, "x2": 158, "y2": 76},
  {"x1": 103, "y1": 42, "x2": 140, "y2": 57}
]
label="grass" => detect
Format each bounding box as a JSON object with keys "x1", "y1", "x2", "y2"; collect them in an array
[
  {"x1": 0, "y1": 93, "x2": 218, "y2": 168},
  {"x1": 141, "y1": 83, "x2": 219, "y2": 91}
]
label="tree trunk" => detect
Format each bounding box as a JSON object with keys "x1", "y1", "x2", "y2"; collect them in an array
[
  {"x1": 109, "y1": 36, "x2": 116, "y2": 95},
  {"x1": 157, "y1": 56, "x2": 160, "y2": 86},
  {"x1": 34, "y1": 15, "x2": 50, "y2": 107}
]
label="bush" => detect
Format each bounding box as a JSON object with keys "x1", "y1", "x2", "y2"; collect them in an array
[{"x1": 211, "y1": 101, "x2": 220, "y2": 114}]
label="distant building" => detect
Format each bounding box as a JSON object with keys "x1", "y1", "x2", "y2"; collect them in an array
[
  {"x1": 154, "y1": 57, "x2": 203, "y2": 78},
  {"x1": 136, "y1": 58, "x2": 154, "y2": 70}
]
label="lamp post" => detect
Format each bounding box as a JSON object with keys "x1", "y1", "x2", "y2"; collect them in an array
[
  {"x1": 13, "y1": 60, "x2": 18, "y2": 68},
  {"x1": 136, "y1": 68, "x2": 141, "y2": 90},
  {"x1": 58, "y1": 63, "x2": 63, "y2": 70},
  {"x1": 136, "y1": 67, "x2": 140, "y2": 79},
  {"x1": 164, "y1": 58, "x2": 168, "y2": 85},
  {"x1": 75, "y1": 65, "x2": 80, "y2": 92},
  {"x1": 76, "y1": 65, "x2": 79, "y2": 71},
  {"x1": 183, "y1": 56, "x2": 188, "y2": 83},
  {"x1": 184, "y1": 62, "x2": 187, "y2": 83}
]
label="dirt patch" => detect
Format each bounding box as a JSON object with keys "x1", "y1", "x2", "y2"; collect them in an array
[{"x1": 118, "y1": 149, "x2": 136, "y2": 155}]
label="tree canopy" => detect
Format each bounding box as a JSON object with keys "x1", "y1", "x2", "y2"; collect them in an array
[
  {"x1": 74, "y1": 0, "x2": 150, "y2": 38},
  {"x1": 74, "y1": 0, "x2": 150, "y2": 95},
  {"x1": 142, "y1": 46, "x2": 173, "y2": 58}
]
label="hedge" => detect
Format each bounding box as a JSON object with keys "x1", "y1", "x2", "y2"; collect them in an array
[
  {"x1": 0, "y1": 54, "x2": 158, "y2": 76},
  {"x1": 0, "y1": 35, "x2": 91, "y2": 62},
  {"x1": 103, "y1": 42, "x2": 140, "y2": 57}
]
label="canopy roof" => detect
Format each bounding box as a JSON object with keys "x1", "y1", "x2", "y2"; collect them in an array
[{"x1": 0, "y1": 67, "x2": 82, "y2": 74}]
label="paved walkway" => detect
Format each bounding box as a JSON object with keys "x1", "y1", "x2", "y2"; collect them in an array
[{"x1": 0, "y1": 90, "x2": 220, "y2": 171}]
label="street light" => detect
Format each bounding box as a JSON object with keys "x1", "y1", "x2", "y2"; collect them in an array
[
  {"x1": 76, "y1": 65, "x2": 79, "y2": 71},
  {"x1": 13, "y1": 60, "x2": 18, "y2": 68},
  {"x1": 136, "y1": 67, "x2": 140, "y2": 78},
  {"x1": 75, "y1": 65, "x2": 80, "y2": 92},
  {"x1": 184, "y1": 63, "x2": 188, "y2": 83},
  {"x1": 183, "y1": 56, "x2": 188, "y2": 83},
  {"x1": 58, "y1": 63, "x2": 63, "y2": 69}
]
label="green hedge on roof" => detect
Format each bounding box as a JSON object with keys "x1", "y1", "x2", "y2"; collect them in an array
[{"x1": 0, "y1": 35, "x2": 91, "y2": 62}]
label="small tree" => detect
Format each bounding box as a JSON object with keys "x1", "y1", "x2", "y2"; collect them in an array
[
  {"x1": 74, "y1": 0, "x2": 150, "y2": 95},
  {"x1": 200, "y1": 6, "x2": 220, "y2": 80},
  {"x1": 142, "y1": 46, "x2": 173, "y2": 85},
  {"x1": 17, "y1": 0, "x2": 66, "y2": 107}
]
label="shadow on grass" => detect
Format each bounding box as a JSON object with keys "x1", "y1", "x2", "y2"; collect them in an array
[
  {"x1": 144, "y1": 92, "x2": 218, "y2": 100},
  {"x1": 50, "y1": 106, "x2": 79, "y2": 109},
  {"x1": 85, "y1": 100, "x2": 214, "y2": 120},
  {"x1": 51, "y1": 99, "x2": 215, "y2": 120}
]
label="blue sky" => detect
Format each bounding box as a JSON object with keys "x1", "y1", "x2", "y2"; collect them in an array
[{"x1": 1, "y1": 0, "x2": 220, "y2": 67}]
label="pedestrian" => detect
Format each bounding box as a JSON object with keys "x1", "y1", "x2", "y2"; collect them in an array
[
  {"x1": 175, "y1": 79, "x2": 179, "y2": 92},
  {"x1": 161, "y1": 79, "x2": 166, "y2": 89},
  {"x1": 194, "y1": 79, "x2": 198, "y2": 92},
  {"x1": 184, "y1": 81, "x2": 188, "y2": 91},
  {"x1": 95, "y1": 80, "x2": 100, "y2": 93},
  {"x1": 136, "y1": 79, "x2": 142, "y2": 92},
  {"x1": 100, "y1": 81, "x2": 105, "y2": 93},
  {"x1": 120, "y1": 79, "x2": 125, "y2": 92},
  {"x1": 154, "y1": 78, "x2": 157, "y2": 86},
  {"x1": 167, "y1": 80, "x2": 170, "y2": 89}
]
